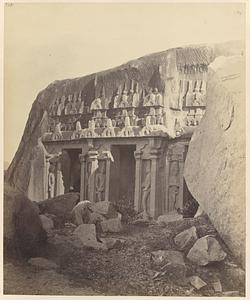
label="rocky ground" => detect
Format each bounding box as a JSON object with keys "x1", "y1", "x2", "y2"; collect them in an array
[{"x1": 4, "y1": 214, "x2": 245, "y2": 296}]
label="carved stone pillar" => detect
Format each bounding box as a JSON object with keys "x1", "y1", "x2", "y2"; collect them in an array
[
  {"x1": 55, "y1": 159, "x2": 64, "y2": 196},
  {"x1": 149, "y1": 149, "x2": 161, "y2": 218},
  {"x1": 104, "y1": 158, "x2": 111, "y2": 202},
  {"x1": 177, "y1": 150, "x2": 185, "y2": 210},
  {"x1": 45, "y1": 155, "x2": 51, "y2": 199},
  {"x1": 165, "y1": 153, "x2": 171, "y2": 213},
  {"x1": 87, "y1": 150, "x2": 99, "y2": 203},
  {"x1": 166, "y1": 144, "x2": 186, "y2": 212},
  {"x1": 134, "y1": 150, "x2": 142, "y2": 212},
  {"x1": 79, "y1": 154, "x2": 86, "y2": 201}
]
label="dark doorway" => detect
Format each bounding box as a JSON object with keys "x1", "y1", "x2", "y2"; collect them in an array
[
  {"x1": 109, "y1": 145, "x2": 136, "y2": 207},
  {"x1": 61, "y1": 149, "x2": 81, "y2": 193}
]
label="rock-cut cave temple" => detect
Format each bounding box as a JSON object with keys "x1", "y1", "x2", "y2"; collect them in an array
[{"x1": 27, "y1": 46, "x2": 211, "y2": 218}]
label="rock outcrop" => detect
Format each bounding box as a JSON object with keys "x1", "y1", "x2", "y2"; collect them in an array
[
  {"x1": 4, "y1": 183, "x2": 47, "y2": 258},
  {"x1": 184, "y1": 55, "x2": 245, "y2": 267},
  {"x1": 5, "y1": 41, "x2": 243, "y2": 197}
]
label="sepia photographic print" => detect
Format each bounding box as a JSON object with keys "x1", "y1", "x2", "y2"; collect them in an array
[{"x1": 3, "y1": 2, "x2": 247, "y2": 297}]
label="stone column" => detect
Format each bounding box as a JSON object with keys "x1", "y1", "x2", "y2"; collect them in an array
[
  {"x1": 44, "y1": 156, "x2": 51, "y2": 199},
  {"x1": 88, "y1": 150, "x2": 99, "y2": 203},
  {"x1": 134, "y1": 150, "x2": 142, "y2": 212},
  {"x1": 104, "y1": 158, "x2": 111, "y2": 202},
  {"x1": 165, "y1": 153, "x2": 171, "y2": 213},
  {"x1": 149, "y1": 149, "x2": 160, "y2": 218},
  {"x1": 177, "y1": 150, "x2": 185, "y2": 210},
  {"x1": 55, "y1": 158, "x2": 65, "y2": 196},
  {"x1": 79, "y1": 154, "x2": 86, "y2": 201}
]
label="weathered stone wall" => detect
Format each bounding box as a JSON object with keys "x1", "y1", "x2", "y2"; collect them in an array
[{"x1": 184, "y1": 55, "x2": 245, "y2": 267}]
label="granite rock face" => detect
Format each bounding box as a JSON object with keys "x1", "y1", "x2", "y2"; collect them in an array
[
  {"x1": 184, "y1": 55, "x2": 245, "y2": 267},
  {"x1": 5, "y1": 41, "x2": 243, "y2": 196},
  {"x1": 92, "y1": 201, "x2": 118, "y2": 218},
  {"x1": 4, "y1": 183, "x2": 47, "y2": 258}
]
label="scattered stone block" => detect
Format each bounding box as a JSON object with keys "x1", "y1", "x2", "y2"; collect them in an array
[
  {"x1": 73, "y1": 224, "x2": 107, "y2": 250},
  {"x1": 101, "y1": 238, "x2": 122, "y2": 250},
  {"x1": 100, "y1": 213, "x2": 123, "y2": 233},
  {"x1": 174, "y1": 226, "x2": 198, "y2": 251},
  {"x1": 189, "y1": 276, "x2": 207, "y2": 290},
  {"x1": 212, "y1": 279, "x2": 222, "y2": 293},
  {"x1": 39, "y1": 214, "x2": 54, "y2": 232},
  {"x1": 157, "y1": 212, "x2": 183, "y2": 225},
  {"x1": 92, "y1": 201, "x2": 118, "y2": 218},
  {"x1": 28, "y1": 257, "x2": 58, "y2": 270},
  {"x1": 187, "y1": 235, "x2": 227, "y2": 266}
]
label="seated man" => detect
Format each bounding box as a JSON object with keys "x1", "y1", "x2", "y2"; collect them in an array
[{"x1": 71, "y1": 200, "x2": 103, "y2": 242}]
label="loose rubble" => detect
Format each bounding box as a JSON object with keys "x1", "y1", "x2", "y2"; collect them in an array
[
  {"x1": 4, "y1": 209, "x2": 244, "y2": 296},
  {"x1": 188, "y1": 276, "x2": 207, "y2": 290}
]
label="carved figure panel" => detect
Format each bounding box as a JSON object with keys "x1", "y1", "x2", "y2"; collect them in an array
[
  {"x1": 168, "y1": 160, "x2": 180, "y2": 212},
  {"x1": 143, "y1": 88, "x2": 156, "y2": 106},
  {"x1": 48, "y1": 164, "x2": 56, "y2": 198},
  {"x1": 141, "y1": 160, "x2": 151, "y2": 219},
  {"x1": 95, "y1": 160, "x2": 106, "y2": 202},
  {"x1": 90, "y1": 97, "x2": 102, "y2": 110}
]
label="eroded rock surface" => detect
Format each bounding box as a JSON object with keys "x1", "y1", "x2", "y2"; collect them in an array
[
  {"x1": 184, "y1": 55, "x2": 245, "y2": 267},
  {"x1": 4, "y1": 183, "x2": 47, "y2": 258}
]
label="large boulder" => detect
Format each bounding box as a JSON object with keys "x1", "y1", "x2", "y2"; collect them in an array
[
  {"x1": 174, "y1": 226, "x2": 198, "y2": 251},
  {"x1": 73, "y1": 224, "x2": 107, "y2": 250},
  {"x1": 100, "y1": 213, "x2": 123, "y2": 233},
  {"x1": 38, "y1": 193, "x2": 80, "y2": 225},
  {"x1": 184, "y1": 55, "x2": 245, "y2": 267},
  {"x1": 92, "y1": 201, "x2": 118, "y2": 218},
  {"x1": 39, "y1": 215, "x2": 54, "y2": 232},
  {"x1": 4, "y1": 183, "x2": 47, "y2": 258},
  {"x1": 187, "y1": 235, "x2": 227, "y2": 266}
]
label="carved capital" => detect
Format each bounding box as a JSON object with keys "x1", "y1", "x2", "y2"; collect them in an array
[
  {"x1": 149, "y1": 148, "x2": 161, "y2": 159},
  {"x1": 79, "y1": 154, "x2": 86, "y2": 163},
  {"x1": 134, "y1": 150, "x2": 142, "y2": 160},
  {"x1": 88, "y1": 150, "x2": 99, "y2": 161}
]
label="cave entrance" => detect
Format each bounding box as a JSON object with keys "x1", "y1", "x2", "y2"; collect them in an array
[
  {"x1": 109, "y1": 145, "x2": 136, "y2": 207},
  {"x1": 61, "y1": 148, "x2": 81, "y2": 193}
]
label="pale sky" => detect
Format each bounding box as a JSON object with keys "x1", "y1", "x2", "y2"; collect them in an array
[{"x1": 4, "y1": 2, "x2": 245, "y2": 164}]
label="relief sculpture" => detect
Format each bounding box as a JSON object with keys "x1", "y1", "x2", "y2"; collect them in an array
[
  {"x1": 141, "y1": 161, "x2": 151, "y2": 220},
  {"x1": 95, "y1": 161, "x2": 106, "y2": 202},
  {"x1": 168, "y1": 160, "x2": 179, "y2": 212}
]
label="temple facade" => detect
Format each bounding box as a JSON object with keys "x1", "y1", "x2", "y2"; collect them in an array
[{"x1": 28, "y1": 47, "x2": 209, "y2": 218}]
